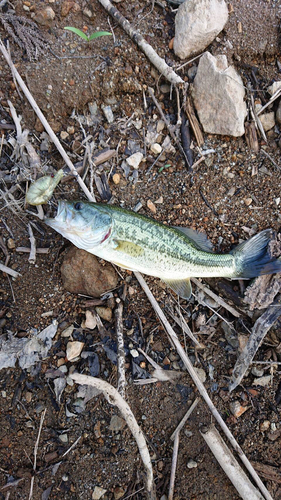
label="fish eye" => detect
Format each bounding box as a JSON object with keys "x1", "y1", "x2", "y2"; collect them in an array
[{"x1": 74, "y1": 202, "x2": 83, "y2": 211}]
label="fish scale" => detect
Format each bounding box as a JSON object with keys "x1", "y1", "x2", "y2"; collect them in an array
[{"x1": 45, "y1": 200, "x2": 281, "y2": 300}]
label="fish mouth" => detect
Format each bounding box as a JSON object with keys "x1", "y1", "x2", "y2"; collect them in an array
[{"x1": 45, "y1": 200, "x2": 70, "y2": 228}]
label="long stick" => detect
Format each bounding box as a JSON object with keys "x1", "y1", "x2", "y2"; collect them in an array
[
  {"x1": 134, "y1": 271, "x2": 273, "y2": 500},
  {"x1": 115, "y1": 301, "x2": 126, "y2": 399},
  {"x1": 70, "y1": 373, "x2": 156, "y2": 499},
  {"x1": 168, "y1": 431, "x2": 179, "y2": 500},
  {"x1": 0, "y1": 41, "x2": 95, "y2": 202},
  {"x1": 200, "y1": 425, "x2": 264, "y2": 500},
  {"x1": 97, "y1": 0, "x2": 184, "y2": 85}
]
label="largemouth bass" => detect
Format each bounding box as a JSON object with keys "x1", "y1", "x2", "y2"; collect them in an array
[{"x1": 45, "y1": 200, "x2": 281, "y2": 299}]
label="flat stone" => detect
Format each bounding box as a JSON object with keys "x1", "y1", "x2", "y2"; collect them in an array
[
  {"x1": 267, "y1": 81, "x2": 281, "y2": 96},
  {"x1": 101, "y1": 105, "x2": 114, "y2": 123},
  {"x1": 193, "y1": 52, "x2": 247, "y2": 137},
  {"x1": 66, "y1": 341, "x2": 84, "y2": 361},
  {"x1": 109, "y1": 415, "x2": 126, "y2": 432},
  {"x1": 150, "y1": 143, "x2": 162, "y2": 155},
  {"x1": 92, "y1": 486, "x2": 107, "y2": 500},
  {"x1": 95, "y1": 306, "x2": 112, "y2": 322},
  {"x1": 126, "y1": 152, "x2": 143, "y2": 169},
  {"x1": 33, "y1": 6, "x2": 55, "y2": 27},
  {"x1": 259, "y1": 112, "x2": 275, "y2": 131},
  {"x1": 61, "y1": 246, "x2": 118, "y2": 297},
  {"x1": 174, "y1": 0, "x2": 228, "y2": 59}
]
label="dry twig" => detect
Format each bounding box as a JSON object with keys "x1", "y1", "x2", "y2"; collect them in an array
[
  {"x1": 190, "y1": 277, "x2": 240, "y2": 318},
  {"x1": 115, "y1": 300, "x2": 126, "y2": 399},
  {"x1": 28, "y1": 408, "x2": 46, "y2": 500},
  {"x1": 168, "y1": 431, "x2": 179, "y2": 500},
  {"x1": 28, "y1": 223, "x2": 36, "y2": 264},
  {"x1": 200, "y1": 425, "x2": 264, "y2": 500},
  {"x1": 0, "y1": 262, "x2": 21, "y2": 278},
  {"x1": 229, "y1": 298, "x2": 281, "y2": 392},
  {"x1": 0, "y1": 41, "x2": 94, "y2": 202},
  {"x1": 97, "y1": 0, "x2": 183, "y2": 85},
  {"x1": 134, "y1": 272, "x2": 273, "y2": 500},
  {"x1": 147, "y1": 87, "x2": 191, "y2": 169},
  {"x1": 70, "y1": 373, "x2": 156, "y2": 499},
  {"x1": 170, "y1": 398, "x2": 199, "y2": 441}
]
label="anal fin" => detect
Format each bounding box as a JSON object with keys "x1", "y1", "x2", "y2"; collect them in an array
[{"x1": 162, "y1": 278, "x2": 192, "y2": 300}]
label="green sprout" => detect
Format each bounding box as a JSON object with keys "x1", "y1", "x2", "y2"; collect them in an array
[
  {"x1": 159, "y1": 163, "x2": 172, "y2": 173},
  {"x1": 64, "y1": 27, "x2": 112, "y2": 42}
]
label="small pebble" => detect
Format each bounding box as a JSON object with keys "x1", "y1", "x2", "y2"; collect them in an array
[
  {"x1": 156, "y1": 120, "x2": 165, "y2": 133},
  {"x1": 109, "y1": 415, "x2": 125, "y2": 432},
  {"x1": 25, "y1": 391, "x2": 32, "y2": 403},
  {"x1": 260, "y1": 420, "x2": 270, "y2": 432},
  {"x1": 66, "y1": 341, "x2": 84, "y2": 361},
  {"x1": 259, "y1": 112, "x2": 275, "y2": 131},
  {"x1": 61, "y1": 324, "x2": 74, "y2": 337},
  {"x1": 252, "y1": 375, "x2": 271, "y2": 387},
  {"x1": 130, "y1": 349, "x2": 139, "y2": 358},
  {"x1": 126, "y1": 152, "x2": 143, "y2": 169},
  {"x1": 7, "y1": 238, "x2": 15, "y2": 249},
  {"x1": 229, "y1": 400, "x2": 249, "y2": 418},
  {"x1": 244, "y1": 198, "x2": 252, "y2": 206},
  {"x1": 58, "y1": 364, "x2": 68, "y2": 373},
  {"x1": 251, "y1": 367, "x2": 264, "y2": 377},
  {"x1": 168, "y1": 37, "x2": 174, "y2": 50},
  {"x1": 147, "y1": 199, "x2": 157, "y2": 214},
  {"x1": 112, "y1": 173, "x2": 121, "y2": 185},
  {"x1": 114, "y1": 487, "x2": 125, "y2": 500},
  {"x1": 187, "y1": 459, "x2": 198, "y2": 469},
  {"x1": 101, "y1": 105, "x2": 114, "y2": 123},
  {"x1": 150, "y1": 143, "x2": 162, "y2": 155},
  {"x1": 95, "y1": 306, "x2": 112, "y2": 322},
  {"x1": 59, "y1": 433, "x2": 68, "y2": 443},
  {"x1": 82, "y1": 311, "x2": 97, "y2": 330},
  {"x1": 60, "y1": 131, "x2": 69, "y2": 140},
  {"x1": 193, "y1": 367, "x2": 206, "y2": 383}
]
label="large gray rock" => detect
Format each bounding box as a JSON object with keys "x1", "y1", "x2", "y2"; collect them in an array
[
  {"x1": 61, "y1": 246, "x2": 118, "y2": 297},
  {"x1": 173, "y1": 0, "x2": 228, "y2": 60},
  {"x1": 192, "y1": 52, "x2": 247, "y2": 137}
]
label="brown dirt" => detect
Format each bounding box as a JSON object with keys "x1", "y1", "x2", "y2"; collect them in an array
[{"x1": 1, "y1": 1, "x2": 281, "y2": 499}]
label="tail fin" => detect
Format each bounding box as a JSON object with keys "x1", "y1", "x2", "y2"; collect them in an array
[{"x1": 230, "y1": 229, "x2": 281, "y2": 279}]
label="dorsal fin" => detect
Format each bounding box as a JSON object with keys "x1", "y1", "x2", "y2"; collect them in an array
[{"x1": 173, "y1": 227, "x2": 213, "y2": 252}]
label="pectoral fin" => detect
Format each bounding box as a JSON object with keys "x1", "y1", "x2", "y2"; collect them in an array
[
  {"x1": 162, "y1": 278, "x2": 192, "y2": 300},
  {"x1": 113, "y1": 240, "x2": 145, "y2": 258}
]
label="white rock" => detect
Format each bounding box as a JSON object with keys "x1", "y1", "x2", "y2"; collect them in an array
[
  {"x1": 156, "y1": 120, "x2": 165, "y2": 133},
  {"x1": 252, "y1": 375, "x2": 271, "y2": 387},
  {"x1": 126, "y1": 152, "x2": 143, "y2": 169},
  {"x1": 193, "y1": 367, "x2": 206, "y2": 383},
  {"x1": 267, "y1": 81, "x2": 281, "y2": 96},
  {"x1": 92, "y1": 486, "x2": 107, "y2": 500},
  {"x1": 101, "y1": 105, "x2": 114, "y2": 123},
  {"x1": 82, "y1": 310, "x2": 97, "y2": 330},
  {"x1": 174, "y1": 0, "x2": 228, "y2": 60},
  {"x1": 259, "y1": 112, "x2": 275, "y2": 131},
  {"x1": 66, "y1": 341, "x2": 84, "y2": 361},
  {"x1": 150, "y1": 143, "x2": 162, "y2": 155},
  {"x1": 192, "y1": 52, "x2": 247, "y2": 137},
  {"x1": 187, "y1": 459, "x2": 198, "y2": 469}
]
